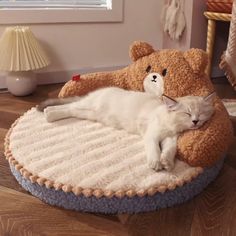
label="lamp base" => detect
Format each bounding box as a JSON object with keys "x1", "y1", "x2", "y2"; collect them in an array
[{"x1": 6, "y1": 71, "x2": 37, "y2": 96}]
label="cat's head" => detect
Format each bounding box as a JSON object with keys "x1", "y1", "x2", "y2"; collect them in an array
[{"x1": 162, "y1": 92, "x2": 216, "y2": 130}]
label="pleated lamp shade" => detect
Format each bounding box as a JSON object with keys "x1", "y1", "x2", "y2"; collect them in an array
[{"x1": 0, "y1": 26, "x2": 50, "y2": 71}]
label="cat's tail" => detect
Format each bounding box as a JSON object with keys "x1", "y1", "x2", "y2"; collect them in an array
[{"x1": 37, "y1": 97, "x2": 79, "y2": 112}]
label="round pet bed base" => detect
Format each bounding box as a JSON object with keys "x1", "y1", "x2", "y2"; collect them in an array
[
  {"x1": 10, "y1": 160, "x2": 223, "y2": 214},
  {"x1": 5, "y1": 108, "x2": 224, "y2": 214}
]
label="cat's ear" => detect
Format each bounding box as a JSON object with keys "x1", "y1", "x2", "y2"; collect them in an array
[
  {"x1": 162, "y1": 95, "x2": 178, "y2": 110},
  {"x1": 204, "y1": 92, "x2": 216, "y2": 103}
]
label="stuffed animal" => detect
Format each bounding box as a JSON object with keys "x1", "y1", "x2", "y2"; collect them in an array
[{"x1": 58, "y1": 41, "x2": 233, "y2": 168}]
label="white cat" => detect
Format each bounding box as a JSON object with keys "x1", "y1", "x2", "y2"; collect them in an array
[{"x1": 37, "y1": 87, "x2": 215, "y2": 171}]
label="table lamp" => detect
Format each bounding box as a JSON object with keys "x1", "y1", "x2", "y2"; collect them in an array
[{"x1": 0, "y1": 26, "x2": 50, "y2": 96}]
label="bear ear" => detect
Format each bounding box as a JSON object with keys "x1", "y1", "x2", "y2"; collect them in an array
[
  {"x1": 183, "y1": 49, "x2": 208, "y2": 75},
  {"x1": 129, "y1": 41, "x2": 155, "y2": 61}
]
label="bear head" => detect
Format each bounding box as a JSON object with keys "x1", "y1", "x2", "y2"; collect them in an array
[{"x1": 126, "y1": 41, "x2": 214, "y2": 97}]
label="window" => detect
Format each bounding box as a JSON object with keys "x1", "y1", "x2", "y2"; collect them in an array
[
  {"x1": 0, "y1": 0, "x2": 123, "y2": 24},
  {"x1": 0, "y1": 0, "x2": 110, "y2": 9}
]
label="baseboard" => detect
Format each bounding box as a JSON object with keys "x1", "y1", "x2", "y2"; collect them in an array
[{"x1": 0, "y1": 65, "x2": 127, "y2": 89}]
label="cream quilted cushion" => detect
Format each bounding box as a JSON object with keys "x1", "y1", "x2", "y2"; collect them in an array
[{"x1": 7, "y1": 108, "x2": 203, "y2": 197}]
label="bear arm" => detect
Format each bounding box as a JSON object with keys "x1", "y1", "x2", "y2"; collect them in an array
[
  {"x1": 177, "y1": 101, "x2": 233, "y2": 167},
  {"x1": 58, "y1": 70, "x2": 128, "y2": 98}
]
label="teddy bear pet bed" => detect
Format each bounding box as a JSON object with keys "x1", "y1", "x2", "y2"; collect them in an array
[
  {"x1": 4, "y1": 41, "x2": 232, "y2": 214},
  {"x1": 4, "y1": 108, "x2": 224, "y2": 214}
]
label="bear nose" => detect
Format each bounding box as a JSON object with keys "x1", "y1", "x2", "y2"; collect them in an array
[
  {"x1": 192, "y1": 120, "x2": 199, "y2": 125},
  {"x1": 153, "y1": 75, "x2": 157, "y2": 79}
]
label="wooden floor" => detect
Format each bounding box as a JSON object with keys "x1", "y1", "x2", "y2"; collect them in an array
[{"x1": 1, "y1": 81, "x2": 236, "y2": 236}]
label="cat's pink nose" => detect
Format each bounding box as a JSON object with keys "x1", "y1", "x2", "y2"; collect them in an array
[{"x1": 192, "y1": 120, "x2": 199, "y2": 125}]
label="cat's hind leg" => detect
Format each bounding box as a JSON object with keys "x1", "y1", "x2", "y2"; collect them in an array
[
  {"x1": 45, "y1": 104, "x2": 96, "y2": 123},
  {"x1": 160, "y1": 136, "x2": 177, "y2": 171},
  {"x1": 37, "y1": 97, "x2": 80, "y2": 111},
  {"x1": 72, "y1": 108, "x2": 96, "y2": 121},
  {"x1": 44, "y1": 104, "x2": 73, "y2": 122}
]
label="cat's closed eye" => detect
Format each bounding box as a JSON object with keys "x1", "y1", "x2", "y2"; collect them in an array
[{"x1": 184, "y1": 112, "x2": 191, "y2": 117}]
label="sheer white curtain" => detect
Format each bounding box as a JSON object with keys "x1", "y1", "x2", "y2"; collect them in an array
[{"x1": 0, "y1": 0, "x2": 111, "y2": 8}]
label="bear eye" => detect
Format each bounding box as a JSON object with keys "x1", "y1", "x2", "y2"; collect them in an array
[
  {"x1": 162, "y1": 68, "x2": 167, "y2": 76},
  {"x1": 146, "y1": 65, "x2": 152, "y2": 73}
]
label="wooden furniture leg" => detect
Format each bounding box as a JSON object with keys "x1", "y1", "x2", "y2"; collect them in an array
[{"x1": 206, "y1": 19, "x2": 216, "y2": 77}]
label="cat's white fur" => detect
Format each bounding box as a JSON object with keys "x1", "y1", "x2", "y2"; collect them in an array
[{"x1": 39, "y1": 87, "x2": 215, "y2": 171}]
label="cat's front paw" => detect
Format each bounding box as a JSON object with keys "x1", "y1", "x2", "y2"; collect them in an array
[
  {"x1": 160, "y1": 154, "x2": 175, "y2": 171},
  {"x1": 148, "y1": 158, "x2": 163, "y2": 171}
]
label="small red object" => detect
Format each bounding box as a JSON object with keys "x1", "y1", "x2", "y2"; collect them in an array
[{"x1": 72, "y1": 74, "x2": 81, "y2": 81}]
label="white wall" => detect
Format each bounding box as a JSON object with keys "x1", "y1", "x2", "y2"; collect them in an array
[
  {"x1": 162, "y1": 0, "x2": 228, "y2": 78},
  {"x1": 162, "y1": 0, "x2": 194, "y2": 50},
  {"x1": 0, "y1": 0, "x2": 163, "y2": 85},
  {"x1": 162, "y1": 0, "x2": 207, "y2": 51},
  {"x1": 0, "y1": 0, "x2": 214, "y2": 87}
]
